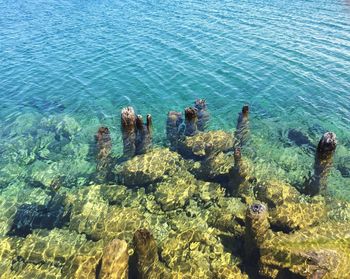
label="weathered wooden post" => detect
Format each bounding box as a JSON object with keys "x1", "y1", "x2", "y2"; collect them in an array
[
  {"x1": 166, "y1": 111, "x2": 183, "y2": 149},
  {"x1": 306, "y1": 132, "x2": 337, "y2": 196},
  {"x1": 135, "y1": 114, "x2": 152, "y2": 155},
  {"x1": 194, "y1": 99, "x2": 209, "y2": 131},
  {"x1": 184, "y1": 107, "x2": 198, "y2": 136},
  {"x1": 133, "y1": 228, "x2": 160, "y2": 279},
  {"x1": 245, "y1": 203, "x2": 270, "y2": 261},
  {"x1": 235, "y1": 105, "x2": 250, "y2": 147},
  {"x1": 121, "y1": 107, "x2": 136, "y2": 158},
  {"x1": 95, "y1": 127, "x2": 112, "y2": 181}
]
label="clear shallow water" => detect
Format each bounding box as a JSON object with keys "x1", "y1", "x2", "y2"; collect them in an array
[{"x1": 0, "y1": 0, "x2": 350, "y2": 278}]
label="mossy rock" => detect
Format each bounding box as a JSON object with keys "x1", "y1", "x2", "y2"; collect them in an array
[
  {"x1": 259, "y1": 222, "x2": 350, "y2": 278},
  {"x1": 8, "y1": 263, "x2": 62, "y2": 279},
  {"x1": 114, "y1": 148, "x2": 184, "y2": 186},
  {"x1": 178, "y1": 131, "x2": 234, "y2": 159},
  {"x1": 255, "y1": 179, "x2": 300, "y2": 207},
  {"x1": 154, "y1": 171, "x2": 198, "y2": 211},
  {"x1": 270, "y1": 197, "x2": 327, "y2": 231},
  {"x1": 19, "y1": 229, "x2": 103, "y2": 268},
  {"x1": 192, "y1": 152, "x2": 234, "y2": 182}
]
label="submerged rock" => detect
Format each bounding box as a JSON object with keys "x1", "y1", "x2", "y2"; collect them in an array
[
  {"x1": 259, "y1": 222, "x2": 350, "y2": 278},
  {"x1": 98, "y1": 239, "x2": 129, "y2": 279},
  {"x1": 114, "y1": 148, "x2": 184, "y2": 186},
  {"x1": 9, "y1": 194, "x2": 69, "y2": 237},
  {"x1": 178, "y1": 131, "x2": 234, "y2": 159},
  {"x1": 154, "y1": 171, "x2": 198, "y2": 211}
]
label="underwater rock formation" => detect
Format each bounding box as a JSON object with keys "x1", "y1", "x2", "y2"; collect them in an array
[
  {"x1": 166, "y1": 111, "x2": 183, "y2": 149},
  {"x1": 256, "y1": 180, "x2": 300, "y2": 208},
  {"x1": 235, "y1": 105, "x2": 250, "y2": 148},
  {"x1": 177, "y1": 130, "x2": 234, "y2": 159},
  {"x1": 184, "y1": 107, "x2": 199, "y2": 136},
  {"x1": 98, "y1": 239, "x2": 129, "y2": 279},
  {"x1": 306, "y1": 132, "x2": 337, "y2": 196},
  {"x1": 95, "y1": 127, "x2": 113, "y2": 182},
  {"x1": 191, "y1": 151, "x2": 234, "y2": 182},
  {"x1": 154, "y1": 171, "x2": 198, "y2": 211},
  {"x1": 12, "y1": 228, "x2": 104, "y2": 278},
  {"x1": 114, "y1": 148, "x2": 185, "y2": 186},
  {"x1": 9, "y1": 194, "x2": 68, "y2": 237},
  {"x1": 135, "y1": 114, "x2": 152, "y2": 155},
  {"x1": 121, "y1": 107, "x2": 137, "y2": 158},
  {"x1": 194, "y1": 99, "x2": 209, "y2": 131},
  {"x1": 259, "y1": 222, "x2": 350, "y2": 278}
]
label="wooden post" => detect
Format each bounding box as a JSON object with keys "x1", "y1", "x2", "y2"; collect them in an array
[
  {"x1": 95, "y1": 127, "x2": 112, "y2": 181},
  {"x1": 133, "y1": 229, "x2": 159, "y2": 279},
  {"x1": 135, "y1": 114, "x2": 153, "y2": 155},
  {"x1": 194, "y1": 99, "x2": 209, "y2": 131},
  {"x1": 121, "y1": 107, "x2": 136, "y2": 158},
  {"x1": 235, "y1": 105, "x2": 250, "y2": 148},
  {"x1": 166, "y1": 111, "x2": 183, "y2": 149},
  {"x1": 306, "y1": 132, "x2": 337, "y2": 196},
  {"x1": 245, "y1": 203, "x2": 269, "y2": 261},
  {"x1": 184, "y1": 107, "x2": 198, "y2": 136}
]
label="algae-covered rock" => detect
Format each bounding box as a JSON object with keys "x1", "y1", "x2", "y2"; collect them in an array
[
  {"x1": 19, "y1": 228, "x2": 103, "y2": 267},
  {"x1": 255, "y1": 179, "x2": 300, "y2": 207},
  {"x1": 161, "y1": 225, "x2": 246, "y2": 278},
  {"x1": 154, "y1": 171, "x2": 198, "y2": 211},
  {"x1": 270, "y1": 197, "x2": 327, "y2": 231},
  {"x1": 207, "y1": 197, "x2": 246, "y2": 235},
  {"x1": 9, "y1": 263, "x2": 62, "y2": 279},
  {"x1": 114, "y1": 148, "x2": 184, "y2": 186},
  {"x1": 193, "y1": 152, "x2": 234, "y2": 182},
  {"x1": 178, "y1": 131, "x2": 234, "y2": 159},
  {"x1": 69, "y1": 185, "x2": 148, "y2": 242},
  {"x1": 259, "y1": 222, "x2": 350, "y2": 278},
  {"x1": 99, "y1": 239, "x2": 129, "y2": 279}
]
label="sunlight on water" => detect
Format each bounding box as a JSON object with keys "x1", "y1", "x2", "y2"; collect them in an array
[{"x1": 0, "y1": 0, "x2": 349, "y2": 278}]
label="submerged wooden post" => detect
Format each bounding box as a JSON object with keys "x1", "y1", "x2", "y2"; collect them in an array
[
  {"x1": 133, "y1": 228, "x2": 159, "y2": 279},
  {"x1": 306, "y1": 132, "x2": 337, "y2": 196},
  {"x1": 95, "y1": 127, "x2": 112, "y2": 182},
  {"x1": 166, "y1": 111, "x2": 183, "y2": 149},
  {"x1": 244, "y1": 203, "x2": 270, "y2": 261},
  {"x1": 121, "y1": 107, "x2": 136, "y2": 158},
  {"x1": 184, "y1": 107, "x2": 198, "y2": 136},
  {"x1": 135, "y1": 114, "x2": 153, "y2": 155},
  {"x1": 235, "y1": 105, "x2": 250, "y2": 148},
  {"x1": 194, "y1": 99, "x2": 209, "y2": 131}
]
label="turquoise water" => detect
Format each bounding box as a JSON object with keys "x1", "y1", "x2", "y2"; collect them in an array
[
  {"x1": 0, "y1": 0, "x2": 350, "y2": 277},
  {"x1": 1, "y1": 0, "x2": 349, "y2": 193}
]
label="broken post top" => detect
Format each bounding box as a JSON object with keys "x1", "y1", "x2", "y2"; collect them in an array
[
  {"x1": 317, "y1": 132, "x2": 337, "y2": 153},
  {"x1": 96, "y1": 127, "x2": 110, "y2": 140},
  {"x1": 194, "y1": 99, "x2": 207, "y2": 110},
  {"x1": 242, "y1": 105, "x2": 249, "y2": 116},
  {"x1": 250, "y1": 203, "x2": 266, "y2": 215},
  {"x1": 121, "y1": 107, "x2": 136, "y2": 128},
  {"x1": 136, "y1": 115, "x2": 144, "y2": 130},
  {"x1": 146, "y1": 114, "x2": 152, "y2": 130},
  {"x1": 185, "y1": 107, "x2": 198, "y2": 121}
]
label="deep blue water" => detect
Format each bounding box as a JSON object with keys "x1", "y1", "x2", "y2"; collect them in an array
[{"x1": 0, "y1": 0, "x2": 349, "y2": 193}]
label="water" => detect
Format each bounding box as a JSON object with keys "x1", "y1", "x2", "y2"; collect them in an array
[{"x1": 0, "y1": 0, "x2": 350, "y2": 278}]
